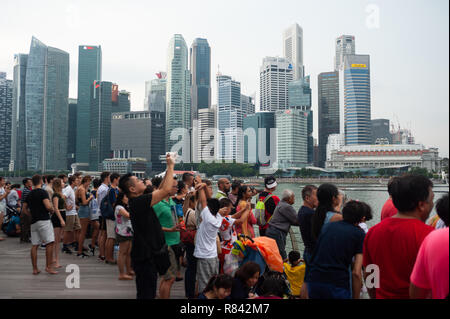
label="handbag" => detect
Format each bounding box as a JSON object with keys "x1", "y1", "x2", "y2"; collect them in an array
[
  {"x1": 180, "y1": 210, "x2": 196, "y2": 245},
  {"x1": 152, "y1": 244, "x2": 171, "y2": 276}
]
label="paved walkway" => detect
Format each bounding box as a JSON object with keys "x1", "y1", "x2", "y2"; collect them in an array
[{"x1": 0, "y1": 236, "x2": 186, "y2": 299}]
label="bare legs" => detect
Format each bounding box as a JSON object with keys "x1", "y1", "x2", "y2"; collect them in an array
[
  {"x1": 118, "y1": 240, "x2": 133, "y2": 280},
  {"x1": 77, "y1": 218, "x2": 90, "y2": 254},
  {"x1": 53, "y1": 227, "x2": 62, "y2": 268},
  {"x1": 31, "y1": 242, "x2": 57, "y2": 275}
]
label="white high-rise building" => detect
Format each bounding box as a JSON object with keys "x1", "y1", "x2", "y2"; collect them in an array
[
  {"x1": 217, "y1": 74, "x2": 243, "y2": 162},
  {"x1": 335, "y1": 35, "x2": 355, "y2": 71},
  {"x1": 259, "y1": 57, "x2": 294, "y2": 112},
  {"x1": 193, "y1": 105, "x2": 216, "y2": 163},
  {"x1": 166, "y1": 35, "x2": 191, "y2": 155},
  {"x1": 283, "y1": 23, "x2": 304, "y2": 80}
]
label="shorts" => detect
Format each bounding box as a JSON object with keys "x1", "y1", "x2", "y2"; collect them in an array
[
  {"x1": 65, "y1": 215, "x2": 81, "y2": 232},
  {"x1": 106, "y1": 219, "x2": 116, "y2": 239},
  {"x1": 78, "y1": 205, "x2": 90, "y2": 219},
  {"x1": 99, "y1": 217, "x2": 107, "y2": 231},
  {"x1": 196, "y1": 257, "x2": 219, "y2": 293},
  {"x1": 31, "y1": 220, "x2": 55, "y2": 246},
  {"x1": 90, "y1": 209, "x2": 100, "y2": 221},
  {"x1": 51, "y1": 210, "x2": 66, "y2": 228},
  {"x1": 117, "y1": 234, "x2": 133, "y2": 244},
  {"x1": 162, "y1": 246, "x2": 177, "y2": 281}
]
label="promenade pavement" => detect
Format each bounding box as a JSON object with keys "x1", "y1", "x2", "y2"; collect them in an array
[{"x1": 0, "y1": 236, "x2": 186, "y2": 299}]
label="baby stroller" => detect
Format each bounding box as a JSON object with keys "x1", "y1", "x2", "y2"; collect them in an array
[
  {"x1": 1, "y1": 204, "x2": 20, "y2": 236},
  {"x1": 228, "y1": 235, "x2": 284, "y2": 276}
]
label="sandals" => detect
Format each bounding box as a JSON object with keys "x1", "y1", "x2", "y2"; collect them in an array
[{"x1": 77, "y1": 252, "x2": 90, "y2": 258}]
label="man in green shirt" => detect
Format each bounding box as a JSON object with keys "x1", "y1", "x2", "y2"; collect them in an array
[
  {"x1": 152, "y1": 176, "x2": 180, "y2": 299},
  {"x1": 215, "y1": 178, "x2": 231, "y2": 201}
]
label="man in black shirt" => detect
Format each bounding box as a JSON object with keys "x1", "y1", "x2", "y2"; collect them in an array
[
  {"x1": 22, "y1": 175, "x2": 56, "y2": 275},
  {"x1": 119, "y1": 153, "x2": 177, "y2": 299},
  {"x1": 297, "y1": 185, "x2": 318, "y2": 264}
]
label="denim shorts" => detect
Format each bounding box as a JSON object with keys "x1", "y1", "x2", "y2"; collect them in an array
[{"x1": 78, "y1": 205, "x2": 90, "y2": 219}]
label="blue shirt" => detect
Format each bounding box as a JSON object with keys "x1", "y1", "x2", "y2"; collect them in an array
[
  {"x1": 305, "y1": 221, "x2": 365, "y2": 289},
  {"x1": 297, "y1": 206, "x2": 315, "y2": 253}
]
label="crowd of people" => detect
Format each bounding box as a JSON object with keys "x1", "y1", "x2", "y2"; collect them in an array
[{"x1": 0, "y1": 155, "x2": 448, "y2": 299}]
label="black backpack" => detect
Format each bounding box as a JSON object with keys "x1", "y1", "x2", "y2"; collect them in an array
[{"x1": 100, "y1": 188, "x2": 115, "y2": 220}]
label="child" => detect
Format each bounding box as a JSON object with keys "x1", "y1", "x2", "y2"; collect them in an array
[
  {"x1": 284, "y1": 250, "x2": 306, "y2": 297},
  {"x1": 198, "y1": 274, "x2": 233, "y2": 299}
]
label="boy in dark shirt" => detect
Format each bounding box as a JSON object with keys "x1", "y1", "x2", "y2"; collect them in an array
[{"x1": 305, "y1": 201, "x2": 367, "y2": 299}]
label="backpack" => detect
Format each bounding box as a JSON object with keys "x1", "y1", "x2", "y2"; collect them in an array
[
  {"x1": 100, "y1": 188, "x2": 115, "y2": 220},
  {"x1": 254, "y1": 194, "x2": 274, "y2": 227}
]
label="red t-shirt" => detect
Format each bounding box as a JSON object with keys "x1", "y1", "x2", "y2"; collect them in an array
[
  {"x1": 380, "y1": 198, "x2": 397, "y2": 221},
  {"x1": 363, "y1": 218, "x2": 434, "y2": 299}
]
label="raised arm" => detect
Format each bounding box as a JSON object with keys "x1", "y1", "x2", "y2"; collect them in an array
[{"x1": 151, "y1": 153, "x2": 176, "y2": 207}]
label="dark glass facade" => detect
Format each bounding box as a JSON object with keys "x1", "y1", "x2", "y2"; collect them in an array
[
  {"x1": 318, "y1": 71, "x2": 340, "y2": 168},
  {"x1": 25, "y1": 37, "x2": 69, "y2": 171},
  {"x1": 89, "y1": 81, "x2": 112, "y2": 171},
  {"x1": 371, "y1": 119, "x2": 392, "y2": 144},
  {"x1": 243, "y1": 112, "x2": 275, "y2": 166},
  {"x1": 190, "y1": 38, "x2": 211, "y2": 121},
  {"x1": 11, "y1": 54, "x2": 28, "y2": 171},
  {"x1": 67, "y1": 99, "x2": 77, "y2": 169},
  {"x1": 76, "y1": 45, "x2": 102, "y2": 164},
  {"x1": 0, "y1": 74, "x2": 13, "y2": 171}
]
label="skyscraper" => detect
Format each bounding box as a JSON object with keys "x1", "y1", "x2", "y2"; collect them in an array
[
  {"x1": 25, "y1": 37, "x2": 69, "y2": 171},
  {"x1": 195, "y1": 106, "x2": 216, "y2": 162},
  {"x1": 283, "y1": 23, "x2": 304, "y2": 80},
  {"x1": 76, "y1": 45, "x2": 102, "y2": 165},
  {"x1": 371, "y1": 119, "x2": 392, "y2": 144},
  {"x1": 217, "y1": 74, "x2": 243, "y2": 162},
  {"x1": 275, "y1": 109, "x2": 308, "y2": 169},
  {"x1": 67, "y1": 98, "x2": 77, "y2": 169},
  {"x1": 342, "y1": 54, "x2": 371, "y2": 145},
  {"x1": 318, "y1": 71, "x2": 340, "y2": 167},
  {"x1": 260, "y1": 57, "x2": 293, "y2": 112},
  {"x1": 148, "y1": 73, "x2": 167, "y2": 113},
  {"x1": 335, "y1": 35, "x2": 355, "y2": 71},
  {"x1": 190, "y1": 38, "x2": 211, "y2": 121},
  {"x1": 89, "y1": 81, "x2": 112, "y2": 171},
  {"x1": 166, "y1": 34, "x2": 191, "y2": 154},
  {"x1": 10, "y1": 54, "x2": 28, "y2": 171},
  {"x1": 0, "y1": 72, "x2": 13, "y2": 171},
  {"x1": 241, "y1": 94, "x2": 255, "y2": 115},
  {"x1": 288, "y1": 75, "x2": 313, "y2": 164},
  {"x1": 243, "y1": 112, "x2": 276, "y2": 167},
  {"x1": 115, "y1": 90, "x2": 130, "y2": 113}
]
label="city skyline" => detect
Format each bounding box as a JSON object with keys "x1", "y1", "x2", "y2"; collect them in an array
[{"x1": 0, "y1": 0, "x2": 448, "y2": 157}]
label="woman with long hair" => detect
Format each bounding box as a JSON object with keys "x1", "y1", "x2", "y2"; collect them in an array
[
  {"x1": 235, "y1": 186, "x2": 257, "y2": 238},
  {"x1": 51, "y1": 178, "x2": 66, "y2": 268},
  {"x1": 75, "y1": 175, "x2": 93, "y2": 258},
  {"x1": 311, "y1": 183, "x2": 343, "y2": 241},
  {"x1": 114, "y1": 192, "x2": 134, "y2": 280}
]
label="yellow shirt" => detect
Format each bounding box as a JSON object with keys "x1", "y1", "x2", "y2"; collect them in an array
[{"x1": 284, "y1": 262, "x2": 306, "y2": 296}]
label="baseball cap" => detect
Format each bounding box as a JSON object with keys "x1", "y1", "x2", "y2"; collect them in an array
[{"x1": 264, "y1": 176, "x2": 277, "y2": 189}]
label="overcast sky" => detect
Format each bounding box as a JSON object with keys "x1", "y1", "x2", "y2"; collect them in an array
[{"x1": 1, "y1": 0, "x2": 448, "y2": 157}]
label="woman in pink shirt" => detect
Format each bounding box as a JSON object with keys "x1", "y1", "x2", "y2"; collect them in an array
[
  {"x1": 235, "y1": 186, "x2": 257, "y2": 238},
  {"x1": 410, "y1": 194, "x2": 449, "y2": 299}
]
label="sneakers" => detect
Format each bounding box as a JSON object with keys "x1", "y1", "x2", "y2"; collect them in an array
[
  {"x1": 62, "y1": 246, "x2": 73, "y2": 254},
  {"x1": 77, "y1": 252, "x2": 89, "y2": 258},
  {"x1": 88, "y1": 244, "x2": 96, "y2": 256}
]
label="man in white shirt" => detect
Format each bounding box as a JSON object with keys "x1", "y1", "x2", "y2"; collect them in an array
[
  {"x1": 193, "y1": 181, "x2": 229, "y2": 293},
  {"x1": 62, "y1": 176, "x2": 80, "y2": 254},
  {"x1": 97, "y1": 172, "x2": 110, "y2": 261}
]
